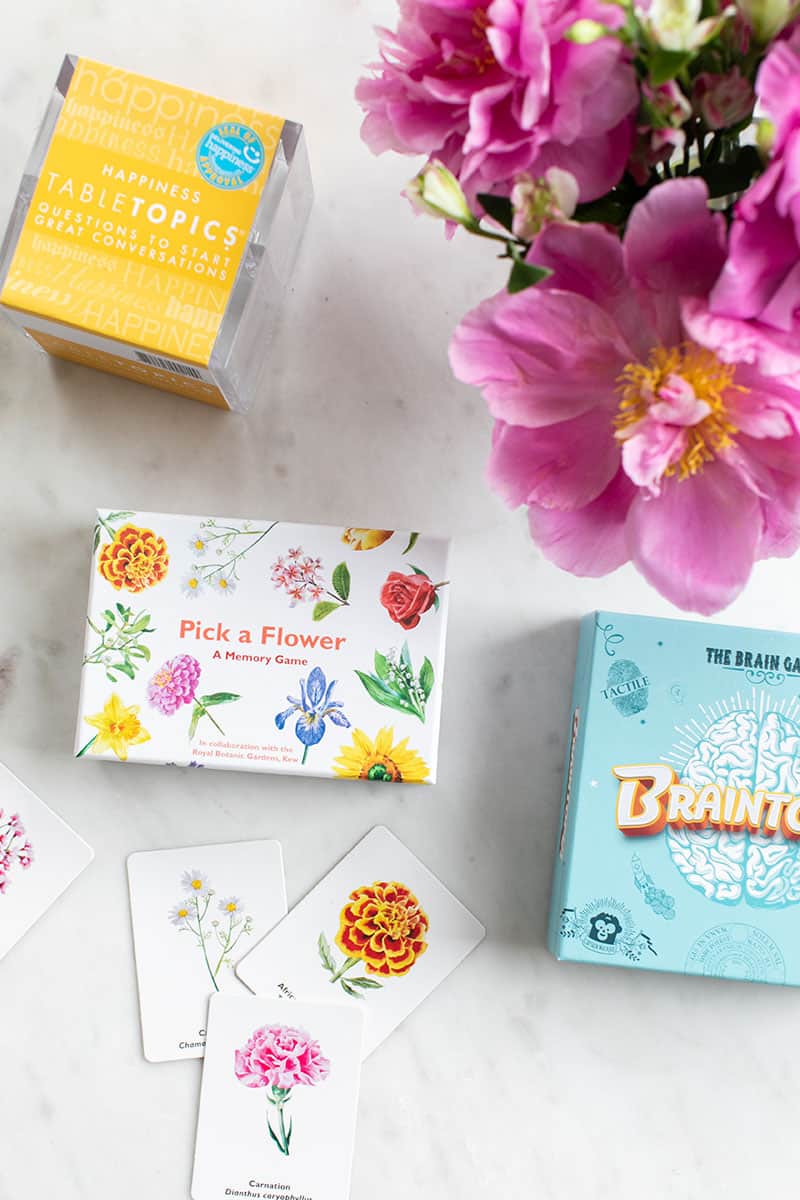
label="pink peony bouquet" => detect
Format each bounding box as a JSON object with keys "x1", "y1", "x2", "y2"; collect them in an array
[{"x1": 358, "y1": 4, "x2": 800, "y2": 613}]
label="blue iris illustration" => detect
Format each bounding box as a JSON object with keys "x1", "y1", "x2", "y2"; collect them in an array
[{"x1": 275, "y1": 666, "x2": 351, "y2": 764}]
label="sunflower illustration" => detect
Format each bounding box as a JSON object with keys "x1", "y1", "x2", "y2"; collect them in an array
[{"x1": 333, "y1": 727, "x2": 428, "y2": 783}]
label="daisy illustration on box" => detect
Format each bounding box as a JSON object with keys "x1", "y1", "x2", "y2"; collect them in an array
[
  {"x1": 235, "y1": 1023, "x2": 330, "y2": 1156},
  {"x1": 169, "y1": 870, "x2": 254, "y2": 992},
  {"x1": 318, "y1": 881, "x2": 429, "y2": 997}
]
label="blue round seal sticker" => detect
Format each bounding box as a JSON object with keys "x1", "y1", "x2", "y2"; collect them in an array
[{"x1": 196, "y1": 123, "x2": 265, "y2": 190}]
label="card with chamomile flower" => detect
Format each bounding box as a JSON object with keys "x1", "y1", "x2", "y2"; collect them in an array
[
  {"x1": 76, "y1": 509, "x2": 450, "y2": 781},
  {"x1": 127, "y1": 840, "x2": 286, "y2": 1062},
  {"x1": 236, "y1": 826, "x2": 485, "y2": 1058}
]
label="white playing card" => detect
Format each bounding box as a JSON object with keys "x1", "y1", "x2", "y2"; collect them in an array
[
  {"x1": 0, "y1": 762, "x2": 93, "y2": 963},
  {"x1": 236, "y1": 825, "x2": 485, "y2": 1057},
  {"x1": 127, "y1": 840, "x2": 287, "y2": 1062},
  {"x1": 191, "y1": 996, "x2": 363, "y2": 1200}
]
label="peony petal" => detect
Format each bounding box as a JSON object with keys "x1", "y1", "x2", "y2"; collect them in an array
[
  {"x1": 527, "y1": 469, "x2": 635, "y2": 575},
  {"x1": 450, "y1": 286, "x2": 631, "y2": 427},
  {"x1": 624, "y1": 178, "x2": 726, "y2": 297},
  {"x1": 488, "y1": 409, "x2": 620, "y2": 510},
  {"x1": 682, "y1": 297, "x2": 800, "y2": 378},
  {"x1": 626, "y1": 463, "x2": 761, "y2": 614},
  {"x1": 620, "y1": 421, "x2": 687, "y2": 493}
]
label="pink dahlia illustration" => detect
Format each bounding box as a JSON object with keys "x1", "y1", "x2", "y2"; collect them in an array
[
  {"x1": 147, "y1": 655, "x2": 201, "y2": 715},
  {"x1": 235, "y1": 1023, "x2": 330, "y2": 1156}
]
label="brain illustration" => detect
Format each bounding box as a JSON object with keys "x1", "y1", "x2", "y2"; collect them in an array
[{"x1": 666, "y1": 709, "x2": 800, "y2": 907}]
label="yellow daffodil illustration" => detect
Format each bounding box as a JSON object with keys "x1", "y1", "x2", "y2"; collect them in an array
[
  {"x1": 333, "y1": 726, "x2": 429, "y2": 783},
  {"x1": 79, "y1": 693, "x2": 151, "y2": 761}
]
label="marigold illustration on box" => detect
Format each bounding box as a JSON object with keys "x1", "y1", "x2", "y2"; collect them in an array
[
  {"x1": 0, "y1": 809, "x2": 33, "y2": 895},
  {"x1": 318, "y1": 880, "x2": 430, "y2": 997},
  {"x1": 170, "y1": 869, "x2": 254, "y2": 992},
  {"x1": 235, "y1": 1024, "x2": 330, "y2": 1156}
]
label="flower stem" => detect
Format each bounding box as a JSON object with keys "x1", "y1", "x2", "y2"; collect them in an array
[
  {"x1": 301, "y1": 745, "x2": 309, "y2": 765},
  {"x1": 196, "y1": 702, "x2": 226, "y2": 736},
  {"x1": 76, "y1": 734, "x2": 98, "y2": 757},
  {"x1": 195, "y1": 895, "x2": 220, "y2": 992},
  {"x1": 329, "y1": 955, "x2": 360, "y2": 984}
]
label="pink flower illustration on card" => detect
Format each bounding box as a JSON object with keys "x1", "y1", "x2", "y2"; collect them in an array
[
  {"x1": 235, "y1": 1023, "x2": 330, "y2": 1156},
  {"x1": 0, "y1": 809, "x2": 33, "y2": 894}
]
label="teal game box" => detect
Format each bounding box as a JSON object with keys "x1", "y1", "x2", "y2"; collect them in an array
[{"x1": 548, "y1": 611, "x2": 800, "y2": 986}]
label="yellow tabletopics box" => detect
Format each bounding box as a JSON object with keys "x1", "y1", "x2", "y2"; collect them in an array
[{"x1": 0, "y1": 57, "x2": 312, "y2": 410}]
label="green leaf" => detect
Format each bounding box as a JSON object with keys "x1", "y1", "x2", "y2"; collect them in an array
[
  {"x1": 374, "y1": 651, "x2": 390, "y2": 680},
  {"x1": 695, "y1": 146, "x2": 761, "y2": 199},
  {"x1": 402, "y1": 531, "x2": 420, "y2": 555},
  {"x1": 340, "y1": 981, "x2": 361, "y2": 998},
  {"x1": 116, "y1": 603, "x2": 126, "y2": 616},
  {"x1": 105, "y1": 671, "x2": 116, "y2": 684},
  {"x1": 115, "y1": 661, "x2": 135, "y2": 680},
  {"x1": 188, "y1": 704, "x2": 202, "y2": 740},
  {"x1": 129, "y1": 616, "x2": 152, "y2": 634},
  {"x1": 139, "y1": 644, "x2": 151, "y2": 662},
  {"x1": 355, "y1": 670, "x2": 408, "y2": 715},
  {"x1": 476, "y1": 192, "x2": 514, "y2": 233},
  {"x1": 573, "y1": 196, "x2": 628, "y2": 226},
  {"x1": 419, "y1": 657, "x2": 434, "y2": 699},
  {"x1": 400, "y1": 641, "x2": 412, "y2": 670},
  {"x1": 433, "y1": 592, "x2": 440, "y2": 611},
  {"x1": 312, "y1": 600, "x2": 340, "y2": 622},
  {"x1": 332, "y1": 561, "x2": 351, "y2": 602},
  {"x1": 408, "y1": 564, "x2": 429, "y2": 579},
  {"x1": 649, "y1": 49, "x2": 692, "y2": 87},
  {"x1": 347, "y1": 976, "x2": 384, "y2": 990},
  {"x1": 92, "y1": 525, "x2": 101, "y2": 554},
  {"x1": 75, "y1": 734, "x2": 98, "y2": 758},
  {"x1": 103, "y1": 609, "x2": 116, "y2": 625},
  {"x1": 318, "y1": 932, "x2": 336, "y2": 974},
  {"x1": 198, "y1": 691, "x2": 240, "y2": 706},
  {"x1": 508, "y1": 259, "x2": 552, "y2": 294}
]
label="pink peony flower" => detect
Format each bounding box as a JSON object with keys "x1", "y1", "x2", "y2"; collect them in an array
[
  {"x1": 234, "y1": 1024, "x2": 330, "y2": 1091},
  {"x1": 450, "y1": 178, "x2": 800, "y2": 614},
  {"x1": 709, "y1": 32, "x2": 800, "y2": 331},
  {"x1": 356, "y1": 0, "x2": 638, "y2": 204},
  {"x1": 147, "y1": 655, "x2": 201, "y2": 715}
]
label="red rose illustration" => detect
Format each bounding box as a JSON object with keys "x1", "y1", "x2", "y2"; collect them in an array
[{"x1": 380, "y1": 571, "x2": 437, "y2": 630}]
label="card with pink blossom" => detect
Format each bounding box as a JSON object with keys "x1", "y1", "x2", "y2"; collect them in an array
[
  {"x1": 192, "y1": 995, "x2": 363, "y2": 1200},
  {"x1": 127, "y1": 840, "x2": 286, "y2": 1062},
  {"x1": 0, "y1": 761, "x2": 93, "y2": 963}
]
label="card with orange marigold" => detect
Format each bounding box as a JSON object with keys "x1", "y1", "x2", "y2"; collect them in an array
[{"x1": 317, "y1": 880, "x2": 429, "y2": 997}]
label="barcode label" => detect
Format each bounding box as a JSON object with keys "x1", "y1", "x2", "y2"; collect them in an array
[{"x1": 134, "y1": 351, "x2": 202, "y2": 379}]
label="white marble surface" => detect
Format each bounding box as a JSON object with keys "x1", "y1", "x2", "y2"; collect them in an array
[{"x1": 1, "y1": 4, "x2": 799, "y2": 1198}]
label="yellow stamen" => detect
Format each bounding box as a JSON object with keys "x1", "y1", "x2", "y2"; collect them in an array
[
  {"x1": 191, "y1": 879, "x2": 202, "y2": 890},
  {"x1": 615, "y1": 343, "x2": 743, "y2": 481}
]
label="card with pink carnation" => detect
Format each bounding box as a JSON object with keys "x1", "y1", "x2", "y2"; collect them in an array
[
  {"x1": 127, "y1": 840, "x2": 287, "y2": 1063},
  {"x1": 0, "y1": 762, "x2": 93, "y2": 963},
  {"x1": 192, "y1": 996, "x2": 363, "y2": 1200}
]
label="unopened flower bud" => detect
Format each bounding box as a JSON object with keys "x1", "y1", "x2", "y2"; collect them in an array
[
  {"x1": 735, "y1": 0, "x2": 791, "y2": 38},
  {"x1": 510, "y1": 168, "x2": 579, "y2": 240},
  {"x1": 403, "y1": 161, "x2": 476, "y2": 228}
]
